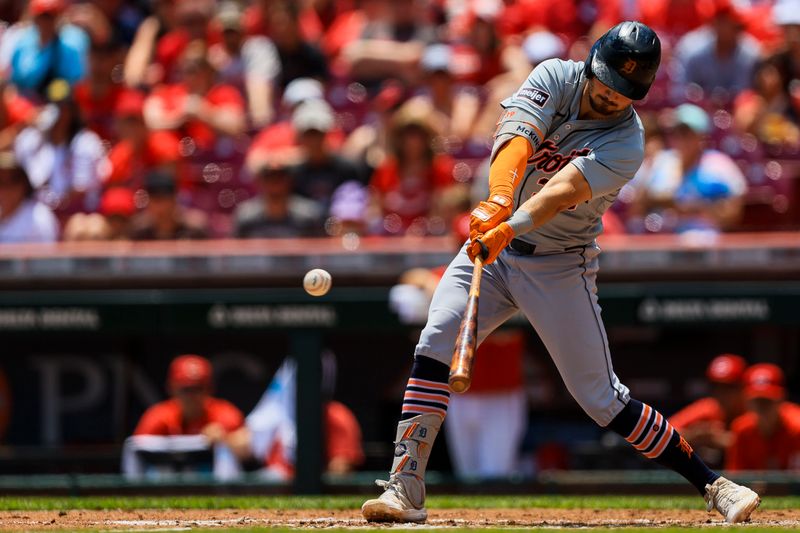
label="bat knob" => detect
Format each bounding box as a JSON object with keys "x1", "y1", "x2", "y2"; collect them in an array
[{"x1": 448, "y1": 375, "x2": 470, "y2": 394}]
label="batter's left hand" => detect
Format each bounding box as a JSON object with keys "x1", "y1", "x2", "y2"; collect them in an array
[
  {"x1": 469, "y1": 195, "x2": 513, "y2": 242},
  {"x1": 468, "y1": 222, "x2": 514, "y2": 265}
]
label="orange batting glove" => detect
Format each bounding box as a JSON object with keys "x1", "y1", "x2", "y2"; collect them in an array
[
  {"x1": 469, "y1": 195, "x2": 513, "y2": 243},
  {"x1": 468, "y1": 222, "x2": 514, "y2": 265}
]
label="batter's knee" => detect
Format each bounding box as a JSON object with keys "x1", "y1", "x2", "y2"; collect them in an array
[
  {"x1": 568, "y1": 378, "x2": 630, "y2": 427},
  {"x1": 414, "y1": 307, "x2": 462, "y2": 366}
]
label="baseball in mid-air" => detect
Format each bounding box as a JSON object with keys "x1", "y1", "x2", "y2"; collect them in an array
[{"x1": 303, "y1": 268, "x2": 332, "y2": 296}]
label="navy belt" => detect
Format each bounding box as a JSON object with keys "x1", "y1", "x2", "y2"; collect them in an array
[{"x1": 508, "y1": 238, "x2": 536, "y2": 255}]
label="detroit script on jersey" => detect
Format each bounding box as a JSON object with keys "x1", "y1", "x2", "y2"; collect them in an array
[{"x1": 491, "y1": 58, "x2": 645, "y2": 253}]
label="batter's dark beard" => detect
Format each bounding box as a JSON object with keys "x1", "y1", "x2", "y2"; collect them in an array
[{"x1": 588, "y1": 93, "x2": 618, "y2": 116}]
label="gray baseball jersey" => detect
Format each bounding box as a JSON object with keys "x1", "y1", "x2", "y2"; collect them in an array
[
  {"x1": 492, "y1": 58, "x2": 644, "y2": 253},
  {"x1": 414, "y1": 58, "x2": 645, "y2": 426}
]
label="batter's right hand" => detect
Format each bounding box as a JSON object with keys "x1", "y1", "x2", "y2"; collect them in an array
[
  {"x1": 468, "y1": 222, "x2": 514, "y2": 265},
  {"x1": 469, "y1": 195, "x2": 513, "y2": 242}
]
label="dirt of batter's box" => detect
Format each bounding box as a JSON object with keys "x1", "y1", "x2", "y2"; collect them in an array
[{"x1": 2, "y1": 508, "x2": 799, "y2": 530}]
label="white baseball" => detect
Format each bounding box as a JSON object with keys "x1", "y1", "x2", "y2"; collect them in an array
[{"x1": 303, "y1": 268, "x2": 332, "y2": 296}]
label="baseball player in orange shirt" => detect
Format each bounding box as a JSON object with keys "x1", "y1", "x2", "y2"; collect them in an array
[
  {"x1": 726, "y1": 364, "x2": 800, "y2": 471},
  {"x1": 669, "y1": 354, "x2": 747, "y2": 467},
  {"x1": 134, "y1": 354, "x2": 250, "y2": 458}
]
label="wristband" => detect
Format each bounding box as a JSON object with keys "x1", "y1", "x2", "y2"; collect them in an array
[
  {"x1": 489, "y1": 195, "x2": 512, "y2": 207},
  {"x1": 506, "y1": 210, "x2": 534, "y2": 235}
]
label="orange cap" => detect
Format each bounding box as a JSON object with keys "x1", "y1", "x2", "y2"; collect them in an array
[
  {"x1": 706, "y1": 354, "x2": 747, "y2": 385},
  {"x1": 744, "y1": 363, "x2": 785, "y2": 401},
  {"x1": 168, "y1": 354, "x2": 212, "y2": 389}
]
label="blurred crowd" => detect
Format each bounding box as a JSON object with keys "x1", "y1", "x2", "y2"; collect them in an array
[{"x1": 1, "y1": 0, "x2": 800, "y2": 243}]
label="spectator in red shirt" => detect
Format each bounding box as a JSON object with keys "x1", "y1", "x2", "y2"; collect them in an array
[
  {"x1": 144, "y1": 40, "x2": 246, "y2": 154},
  {"x1": 123, "y1": 0, "x2": 179, "y2": 87},
  {"x1": 324, "y1": 400, "x2": 365, "y2": 475},
  {"x1": 0, "y1": 84, "x2": 36, "y2": 151},
  {"x1": 669, "y1": 354, "x2": 748, "y2": 468},
  {"x1": 105, "y1": 90, "x2": 182, "y2": 192},
  {"x1": 448, "y1": 8, "x2": 504, "y2": 86},
  {"x1": 151, "y1": 0, "x2": 215, "y2": 85},
  {"x1": 247, "y1": 79, "x2": 346, "y2": 170},
  {"x1": 595, "y1": 0, "x2": 715, "y2": 42},
  {"x1": 726, "y1": 363, "x2": 800, "y2": 471},
  {"x1": 135, "y1": 354, "x2": 249, "y2": 458},
  {"x1": 74, "y1": 38, "x2": 126, "y2": 141},
  {"x1": 369, "y1": 102, "x2": 457, "y2": 235},
  {"x1": 306, "y1": 0, "x2": 363, "y2": 60}
]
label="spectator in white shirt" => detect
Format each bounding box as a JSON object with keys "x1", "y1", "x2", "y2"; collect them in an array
[
  {"x1": 672, "y1": 2, "x2": 761, "y2": 103},
  {"x1": 0, "y1": 151, "x2": 59, "y2": 243},
  {"x1": 208, "y1": 1, "x2": 280, "y2": 128},
  {"x1": 14, "y1": 79, "x2": 105, "y2": 216}
]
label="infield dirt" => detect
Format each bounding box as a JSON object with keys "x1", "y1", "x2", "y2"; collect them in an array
[{"x1": 2, "y1": 508, "x2": 800, "y2": 530}]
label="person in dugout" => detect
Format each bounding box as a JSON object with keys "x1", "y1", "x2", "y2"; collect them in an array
[
  {"x1": 669, "y1": 354, "x2": 747, "y2": 468},
  {"x1": 134, "y1": 354, "x2": 251, "y2": 460},
  {"x1": 726, "y1": 363, "x2": 800, "y2": 471}
]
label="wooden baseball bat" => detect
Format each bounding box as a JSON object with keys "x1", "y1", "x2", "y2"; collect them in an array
[{"x1": 448, "y1": 252, "x2": 484, "y2": 393}]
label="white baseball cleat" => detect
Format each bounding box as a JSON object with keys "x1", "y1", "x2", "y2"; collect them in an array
[
  {"x1": 704, "y1": 476, "x2": 761, "y2": 523},
  {"x1": 361, "y1": 474, "x2": 427, "y2": 523}
]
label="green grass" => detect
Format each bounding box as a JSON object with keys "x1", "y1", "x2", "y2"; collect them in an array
[{"x1": 0, "y1": 494, "x2": 798, "y2": 512}]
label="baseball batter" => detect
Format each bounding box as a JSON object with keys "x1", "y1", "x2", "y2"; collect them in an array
[{"x1": 362, "y1": 22, "x2": 761, "y2": 524}]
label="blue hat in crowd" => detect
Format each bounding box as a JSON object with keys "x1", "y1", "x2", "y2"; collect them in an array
[{"x1": 673, "y1": 103, "x2": 711, "y2": 135}]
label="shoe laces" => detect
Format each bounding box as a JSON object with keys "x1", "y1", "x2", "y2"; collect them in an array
[
  {"x1": 376, "y1": 475, "x2": 404, "y2": 497},
  {"x1": 706, "y1": 479, "x2": 739, "y2": 513}
]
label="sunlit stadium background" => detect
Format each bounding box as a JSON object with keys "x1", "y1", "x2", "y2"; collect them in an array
[{"x1": 0, "y1": 0, "x2": 797, "y2": 500}]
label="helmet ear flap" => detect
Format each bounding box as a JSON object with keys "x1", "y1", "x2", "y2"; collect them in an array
[{"x1": 584, "y1": 42, "x2": 599, "y2": 79}]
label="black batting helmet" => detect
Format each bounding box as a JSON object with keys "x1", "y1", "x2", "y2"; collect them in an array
[{"x1": 585, "y1": 21, "x2": 661, "y2": 101}]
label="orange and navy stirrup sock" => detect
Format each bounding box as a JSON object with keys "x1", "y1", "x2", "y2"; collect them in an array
[
  {"x1": 607, "y1": 399, "x2": 719, "y2": 494},
  {"x1": 400, "y1": 355, "x2": 451, "y2": 420}
]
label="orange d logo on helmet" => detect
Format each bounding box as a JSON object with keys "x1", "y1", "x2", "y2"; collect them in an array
[{"x1": 621, "y1": 59, "x2": 637, "y2": 75}]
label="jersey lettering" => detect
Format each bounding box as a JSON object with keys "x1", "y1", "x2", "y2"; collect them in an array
[
  {"x1": 515, "y1": 124, "x2": 536, "y2": 139},
  {"x1": 528, "y1": 139, "x2": 591, "y2": 174}
]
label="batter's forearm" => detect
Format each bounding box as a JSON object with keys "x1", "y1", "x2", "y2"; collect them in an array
[
  {"x1": 517, "y1": 185, "x2": 573, "y2": 228},
  {"x1": 515, "y1": 163, "x2": 592, "y2": 230},
  {"x1": 489, "y1": 136, "x2": 532, "y2": 200}
]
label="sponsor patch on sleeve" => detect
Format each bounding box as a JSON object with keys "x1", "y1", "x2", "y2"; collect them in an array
[{"x1": 517, "y1": 87, "x2": 550, "y2": 108}]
